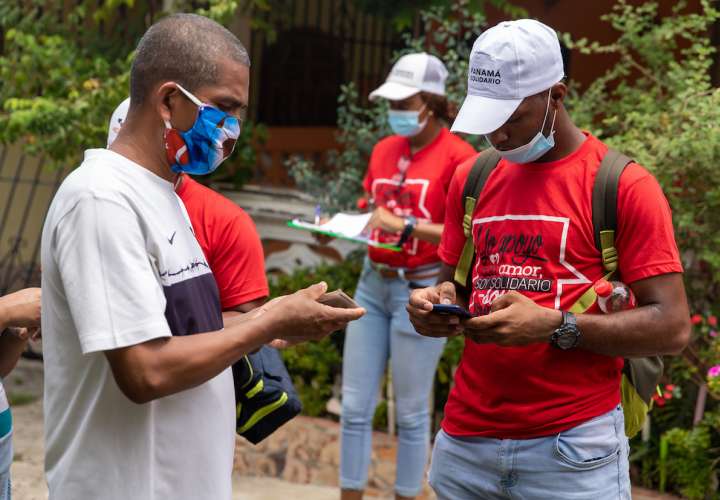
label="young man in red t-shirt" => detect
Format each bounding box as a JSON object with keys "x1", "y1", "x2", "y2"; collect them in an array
[{"x1": 407, "y1": 20, "x2": 690, "y2": 499}]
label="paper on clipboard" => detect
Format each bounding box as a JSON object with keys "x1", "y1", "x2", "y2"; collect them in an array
[{"x1": 288, "y1": 213, "x2": 402, "y2": 251}]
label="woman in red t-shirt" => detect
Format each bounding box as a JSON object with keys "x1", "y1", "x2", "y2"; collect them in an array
[{"x1": 338, "y1": 53, "x2": 475, "y2": 500}]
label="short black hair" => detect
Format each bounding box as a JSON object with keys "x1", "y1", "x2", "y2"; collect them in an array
[{"x1": 130, "y1": 13, "x2": 250, "y2": 106}]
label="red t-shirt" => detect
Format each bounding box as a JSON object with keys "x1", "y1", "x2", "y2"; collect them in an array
[
  {"x1": 439, "y1": 133, "x2": 683, "y2": 439},
  {"x1": 176, "y1": 175, "x2": 269, "y2": 310},
  {"x1": 363, "y1": 127, "x2": 476, "y2": 269}
]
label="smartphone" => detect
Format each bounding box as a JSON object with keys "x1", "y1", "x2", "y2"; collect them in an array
[
  {"x1": 317, "y1": 289, "x2": 360, "y2": 309},
  {"x1": 431, "y1": 304, "x2": 473, "y2": 319}
]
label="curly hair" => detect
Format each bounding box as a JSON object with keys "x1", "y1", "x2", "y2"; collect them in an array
[{"x1": 420, "y1": 92, "x2": 456, "y2": 125}]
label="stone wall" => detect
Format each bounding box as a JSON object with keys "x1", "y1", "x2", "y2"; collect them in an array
[{"x1": 234, "y1": 416, "x2": 434, "y2": 499}]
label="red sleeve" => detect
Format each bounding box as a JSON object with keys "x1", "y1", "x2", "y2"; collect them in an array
[
  {"x1": 439, "y1": 154, "x2": 479, "y2": 266},
  {"x1": 615, "y1": 164, "x2": 683, "y2": 284},
  {"x1": 442, "y1": 136, "x2": 477, "y2": 190},
  {"x1": 208, "y1": 210, "x2": 269, "y2": 309},
  {"x1": 454, "y1": 137, "x2": 478, "y2": 164}
]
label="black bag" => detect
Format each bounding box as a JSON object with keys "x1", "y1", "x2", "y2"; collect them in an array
[{"x1": 232, "y1": 346, "x2": 302, "y2": 444}]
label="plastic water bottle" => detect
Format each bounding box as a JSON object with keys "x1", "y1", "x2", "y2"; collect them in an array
[{"x1": 594, "y1": 279, "x2": 637, "y2": 313}]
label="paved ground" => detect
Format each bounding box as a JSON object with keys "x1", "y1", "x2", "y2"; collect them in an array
[{"x1": 5, "y1": 359, "x2": 681, "y2": 499}]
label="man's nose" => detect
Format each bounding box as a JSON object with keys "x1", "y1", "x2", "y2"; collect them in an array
[{"x1": 487, "y1": 127, "x2": 509, "y2": 147}]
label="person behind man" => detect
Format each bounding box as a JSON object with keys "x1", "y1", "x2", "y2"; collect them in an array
[
  {"x1": 41, "y1": 14, "x2": 364, "y2": 500},
  {"x1": 108, "y1": 98, "x2": 269, "y2": 313},
  {"x1": 407, "y1": 20, "x2": 690, "y2": 499},
  {"x1": 332, "y1": 52, "x2": 475, "y2": 500},
  {"x1": 0, "y1": 288, "x2": 41, "y2": 500}
]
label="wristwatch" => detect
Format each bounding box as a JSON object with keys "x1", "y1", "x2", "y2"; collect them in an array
[
  {"x1": 550, "y1": 311, "x2": 581, "y2": 350},
  {"x1": 398, "y1": 215, "x2": 417, "y2": 246}
]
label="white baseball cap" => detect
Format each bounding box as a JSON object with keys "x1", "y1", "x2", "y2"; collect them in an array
[
  {"x1": 369, "y1": 52, "x2": 448, "y2": 101},
  {"x1": 106, "y1": 97, "x2": 130, "y2": 147},
  {"x1": 451, "y1": 19, "x2": 564, "y2": 135}
]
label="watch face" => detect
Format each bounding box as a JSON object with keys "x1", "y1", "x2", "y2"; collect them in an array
[{"x1": 555, "y1": 325, "x2": 579, "y2": 350}]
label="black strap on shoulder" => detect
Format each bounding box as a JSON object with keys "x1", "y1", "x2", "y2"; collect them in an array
[
  {"x1": 463, "y1": 149, "x2": 502, "y2": 203},
  {"x1": 454, "y1": 149, "x2": 502, "y2": 290},
  {"x1": 592, "y1": 148, "x2": 632, "y2": 250}
]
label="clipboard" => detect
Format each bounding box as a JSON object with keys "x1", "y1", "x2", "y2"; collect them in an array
[{"x1": 288, "y1": 218, "x2": 402, "y2": 252}]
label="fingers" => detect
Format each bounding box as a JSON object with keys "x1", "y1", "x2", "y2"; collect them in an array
[
  {"x1": 408, "y1": 287, "x2": 439, "y2": 312},
  {"x1": 407, "y1": 308, "x2": 463, "y2": 338},
  {"x1": 489, "y1": 291, "x2": 520, "y2": 313},
  {"x1": 437, "y1": 281, "x2": 457, "y2": 305},
  {"x1": 301, "y1": 282, "x2": 329, "y2": 300},
  {"x1": 462, "y1": 312, "x2": 502, "y2": 332},
  {"x1": 319, "y1": 306, "x2": 366, "y2": 323}
]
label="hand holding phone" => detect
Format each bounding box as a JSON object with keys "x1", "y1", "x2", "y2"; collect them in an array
[
  {"x1": 431, "y1": 303, "x2": 473, "y2": 319},
  {"x1": 317, "y1": 289, "x2": 360, "y2": 309}
]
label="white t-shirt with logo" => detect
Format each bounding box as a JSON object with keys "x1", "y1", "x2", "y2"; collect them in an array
[{"x1": 41, "y1": 149, "x2": 235, "y2": 500}]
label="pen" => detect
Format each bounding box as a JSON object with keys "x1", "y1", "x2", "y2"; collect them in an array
[{"x1": 314, "y1": 204, "x2": 321, "y2": 225}]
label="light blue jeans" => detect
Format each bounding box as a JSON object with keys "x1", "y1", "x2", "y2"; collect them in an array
[
  {"x1": 429, "y1": 405, "x2": 631, "y2": 500},
  {"x1": 340, "y1": 260, "x2": 446, "y2": 497}
]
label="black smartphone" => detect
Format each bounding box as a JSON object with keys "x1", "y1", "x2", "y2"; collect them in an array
[{"x1": 431, "y1": 304, "x2": 473, "y2": 319}]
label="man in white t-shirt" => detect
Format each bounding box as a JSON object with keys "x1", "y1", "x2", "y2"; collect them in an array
[{"x1": 40, "y1": 13, "x2": 364, "y2": 500}]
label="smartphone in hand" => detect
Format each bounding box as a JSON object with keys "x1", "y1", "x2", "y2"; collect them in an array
[
  {"x1": 431, "y1": 304, "x2": 473, "y2": 319},
  {"x1": 317, "y1": 289, "x2": 360, "y2": 309}
]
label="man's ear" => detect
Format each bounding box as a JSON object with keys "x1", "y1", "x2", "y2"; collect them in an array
[
  {"x1": 154, "y1": 82, "x2": 181, "y2": 125},
  {"x1": 550, "y1": 82, "x2": 567, "y2": 106}
]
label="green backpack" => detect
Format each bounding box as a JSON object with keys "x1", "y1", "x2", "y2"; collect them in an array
[{"x1": 453, "y1": 148, "x2": 662, "y2": 438}]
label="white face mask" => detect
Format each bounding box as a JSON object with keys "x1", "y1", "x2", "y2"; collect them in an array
[{"x1": 486, "y1": 89, "x2": 557, "y2": 164}]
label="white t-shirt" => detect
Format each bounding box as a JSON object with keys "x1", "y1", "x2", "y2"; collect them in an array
[{"x1": 41, "y1": 149, "x2": 235, "y2": 500}]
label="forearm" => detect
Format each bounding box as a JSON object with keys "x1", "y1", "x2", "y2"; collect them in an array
[
  {"x1": 107, "y1": 315, "x2": 276, "y2": 403},
  {"x1": 577, "y1": 305, "x2": 689, "y2": 357},
  {"x1": 411, "y1": 222, "x2": 444, "y2": 244},
  {"x1": 0, "y1": 331, "x2": 27, "y2": 378},
  {"x1": 576, "y1": 273, "x2": 690, "y2": 357}
]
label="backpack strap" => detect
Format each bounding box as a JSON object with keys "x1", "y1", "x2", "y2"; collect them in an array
[
  {"x1": 454, "y1": 149, "x2": 502, "y2": 289},
  {"x1": 569, "y1": 148, "x2": 632, "y2": 314}
]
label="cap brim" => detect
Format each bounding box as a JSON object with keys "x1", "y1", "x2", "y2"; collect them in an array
[
  {"x1": 450, "y1": 94, "x2": 522, "y2": 135},
  {"x1": 369, "y1": 81, "x2": 420, "y2": 102}
]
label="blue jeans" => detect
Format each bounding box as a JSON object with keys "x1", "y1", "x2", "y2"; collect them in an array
[
  {"x1": 429, "y1": 406, "x2": 631, "y2": 500},
  {"x1": 340, "y1": 260, "x2": 446, "y2": 497}
]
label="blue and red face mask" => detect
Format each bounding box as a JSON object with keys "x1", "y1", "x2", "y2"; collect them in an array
[{"x1": 164, "y1": 84, "x2": 241, "y2": 176}]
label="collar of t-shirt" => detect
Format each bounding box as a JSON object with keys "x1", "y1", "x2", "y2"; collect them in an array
[
  {"x1": 97, "y1": 149, "x2": 176, "y2": 192},
  {"x1": 403, "y1": 126, "x2": 449, "y2": 162}
]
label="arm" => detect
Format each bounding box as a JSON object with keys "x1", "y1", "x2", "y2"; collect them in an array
[
  {"x1": 0, "y1": 288, "x2": 41, "y2": 377},
  {"x1": 366, "y1": 207, "x2": 444, "y2": 244},
  {"x1": 220, "y1": 297, "x2": 267, "y2": 328},
  {"x1": 0, "y1": 331, "x2": 28, "y2": 378},
  {"x1": 457, "y1": 273, "x2": 689, "y2": 356},
  {"x1": 105, "y1": 283, "x2": 364, "y2": 404}
]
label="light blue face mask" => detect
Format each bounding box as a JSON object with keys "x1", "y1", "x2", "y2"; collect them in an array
[
  {"x1": 487, "y1": 89, "x2": 557, "y2": 164},
  {"x1": 388, "y1": 105, "x2": 427, "y2": 137}
]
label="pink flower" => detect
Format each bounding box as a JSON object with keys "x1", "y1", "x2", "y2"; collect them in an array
[
  {"x1": 709, "y1": 316, "x2": 718, "y2": 327},
  {"x1": 708, "y1": 365, "x2": 720, "y2": 378},
  {"x1": 665, "y1": 384, "x2": 676, "y2": 391},
  {"x1": 691, "y1": 314, "x2": 703, "y2": 325},
  {"x1": 710, "y1": 330, "x2": 718, "y2": 338}
]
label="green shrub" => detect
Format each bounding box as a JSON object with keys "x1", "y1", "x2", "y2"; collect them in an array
[
  {"x1": 0, "y1": 1, "x2": 259, "y2": 187},
  {"x1": 661, "y1": 412, "x2": 720, "y2": 500}
]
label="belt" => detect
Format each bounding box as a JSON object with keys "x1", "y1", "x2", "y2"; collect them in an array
[{"x1": 369, "y1": 261, "x2": 441, "y2": 281}]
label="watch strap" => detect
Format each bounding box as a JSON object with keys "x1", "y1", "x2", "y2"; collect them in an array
[{"x1": 398, "y1": 215, "x2": 417, "y2": 246}]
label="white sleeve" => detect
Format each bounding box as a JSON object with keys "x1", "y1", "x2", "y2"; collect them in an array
[{"x1": 52, "y1": 195, "x2": 171, "y2": 354}]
